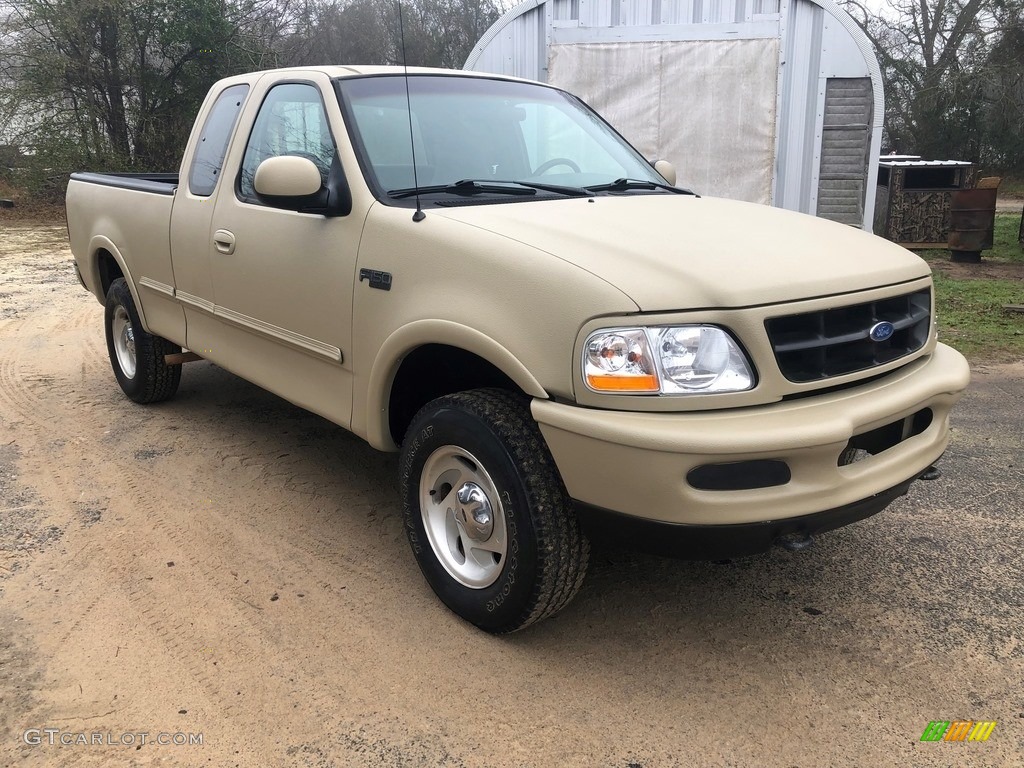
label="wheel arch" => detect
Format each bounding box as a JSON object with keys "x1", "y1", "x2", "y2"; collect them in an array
[
  {"x1": 87, "y1": 236, "x2": 151, "y2": 331},
  {"x1": 362, "y1": 320, "x2": 549, "y2": 452}
]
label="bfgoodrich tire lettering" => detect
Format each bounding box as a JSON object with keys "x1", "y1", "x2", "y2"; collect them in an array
[
  {"x1": 400, "y1": 388, "x2": 589, "y2": 633},
  {"x1": 104, "y1": 278, "x2": 182, "y2": 404}
]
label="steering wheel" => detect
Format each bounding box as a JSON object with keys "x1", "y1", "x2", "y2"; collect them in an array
[{"x1": 533, "y1": 157, "x2": 581, "y2": 175}]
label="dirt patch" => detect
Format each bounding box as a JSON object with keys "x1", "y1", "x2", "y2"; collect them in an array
[
  {"x1": 0, "y1": 181, "x2": 65, "y2": 223},
  {"x1": 930, "y1": 258, "x2": 1024, "y2": 281},
  {"x1": 0, "y1": 444, "x2": 63, "y2": 583},
  {"x1": 0, "y1": 226, "x2": 79, "y2": 322},
  {"x1": 0, "y1": 613, "x2": 45, "y2": 747}
]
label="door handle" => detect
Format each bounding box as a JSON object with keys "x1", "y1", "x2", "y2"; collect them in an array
[{"x1": 213, "y1": 229, "x2": 236, "y2": 255}]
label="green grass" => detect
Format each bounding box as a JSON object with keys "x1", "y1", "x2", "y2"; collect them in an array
[
  {"x1": 990, "y1": 212, "x2": 1024, "y2": 263},
  {"x1": 931, "y1": 271, "x2": 1024, "y2": 360},
  {"x1": 912, "y1": 214, "x2": 1024, "y2": 361}
]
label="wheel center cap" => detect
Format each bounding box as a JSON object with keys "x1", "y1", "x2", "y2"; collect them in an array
[{"x1": 454, "y1": 482, "x2": 493, "y2": 541}]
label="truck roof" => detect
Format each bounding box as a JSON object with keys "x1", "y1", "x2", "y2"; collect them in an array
[{"x1": 213, "y1": 65, "x2": 535, "y2": 87}]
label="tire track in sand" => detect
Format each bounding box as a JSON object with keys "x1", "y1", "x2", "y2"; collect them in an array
[{"x1": 0, "y1": 311, "x2": 459, "y2": 761}]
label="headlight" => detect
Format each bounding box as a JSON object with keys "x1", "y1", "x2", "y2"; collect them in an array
[
  {"x1": 583, "y1": 325, "x2": 755, "y2": 395},
  {"x1": 584, "y1": 329, "x2": 659, "y2": 392}
]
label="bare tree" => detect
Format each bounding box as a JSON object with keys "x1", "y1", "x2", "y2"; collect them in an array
[
  {"x1": 0, "y1": 0, "x2": 507, "y2": 199},
  {"x1": 978, "y1": 4, "x2": 1024, "y2": 170},
  {"x1": 842, "y1": 0, "x2": 1023, "y2": 169},
  {"x1": 0, "y1": 0, "x2": 288, "y2": 194},
  {"x1": 277, "y1": 0, "x2": 503, "y2": 68}
]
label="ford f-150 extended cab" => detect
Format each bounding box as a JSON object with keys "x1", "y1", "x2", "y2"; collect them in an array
[{"x1": 66, "y1": 66, "x2": 971, "y2": 633}]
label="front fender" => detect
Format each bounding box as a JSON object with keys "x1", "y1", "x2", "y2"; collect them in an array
[{"x1": 358, "y1": 319, "x2": 548, "y2": 451}]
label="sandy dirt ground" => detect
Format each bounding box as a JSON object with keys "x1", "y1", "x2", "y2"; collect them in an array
[{"x1": 0, "y1": 224, "x2": 1022, "y2": 767}]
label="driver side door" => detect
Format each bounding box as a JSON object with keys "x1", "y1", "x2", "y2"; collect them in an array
[{"x1": 202, "y1": 77, "x2": 362, "y2": 428}]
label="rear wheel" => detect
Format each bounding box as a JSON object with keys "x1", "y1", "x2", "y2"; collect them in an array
[
  {"x1": 400, "y1": 388, "x2": 588, "y2": 633},
  {"x1": 104, "y1": 278, "x2": 181, "y2": 403}
]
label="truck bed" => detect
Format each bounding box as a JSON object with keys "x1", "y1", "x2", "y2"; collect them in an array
[
  {"x1": 66, "y1": 172, "x2": 182, "y2": 342},
  {"x1": 69, "y1": 172, "x2": 178, "y2": 195}
]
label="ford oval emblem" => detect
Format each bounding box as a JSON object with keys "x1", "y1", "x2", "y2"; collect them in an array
[{"x1": 869, "y1": 321, "x2": 896, "y2": 342}]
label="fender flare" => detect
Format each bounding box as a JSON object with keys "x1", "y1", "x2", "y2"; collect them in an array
[
  {"x1": 86, "y1": 235, "x2": 151, "y2": 332},
  {"x1": 362, "y1": 319, "x2": 548, "y2": 451}
]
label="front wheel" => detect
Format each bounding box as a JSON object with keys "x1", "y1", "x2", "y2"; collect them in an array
[
  {"x1": 400, "y1": 389, "x2": 589, "y2": 633},
  {"x1": 104, "y1": 277, "x2": 181, "y2": 403}
]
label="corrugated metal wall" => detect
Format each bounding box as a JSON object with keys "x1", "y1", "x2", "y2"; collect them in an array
[
  {"x1": 469, "y1": 3, "x2": 546, "y2": 81},
  {"x1": 549, "y1": 0, "x2": 782, "y2": 25},
  {"x1": 469, "y1": 0, "x2": 785, "y2": 81},
  {"x1": 771, "y1": 0, "x2": 822, "y2": 216}
]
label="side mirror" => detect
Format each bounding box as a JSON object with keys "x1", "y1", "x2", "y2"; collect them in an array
[
  {"x1": 654, "y1": 160, "x2": 677, "y2": 186},
  {"x1": 253, "y1": 156, "x2": 323, "y2": 198}
]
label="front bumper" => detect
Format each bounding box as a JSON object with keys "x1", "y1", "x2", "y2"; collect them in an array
[
  {"x1": 576, "y1": 477, "x2": 917, "y2": 559},
  {"x1": 532, "y1": 342, "x2": 970, "y2": 527}
]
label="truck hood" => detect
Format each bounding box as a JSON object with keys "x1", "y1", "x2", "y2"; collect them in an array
[{"x1": 430, "y1": 194, "x2": 930, "y2": 311}]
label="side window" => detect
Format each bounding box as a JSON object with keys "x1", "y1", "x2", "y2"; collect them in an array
[
  {"x1": 188, "y1": 84, "x2": 249, "y2": 196},
  {"x1": 239, "y1": 83, "x2": 336, "y2": 200}
]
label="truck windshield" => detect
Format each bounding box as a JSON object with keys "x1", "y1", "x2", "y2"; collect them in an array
[{"x1": 336, "y1": 75, "x2": 667, "y2": 201}]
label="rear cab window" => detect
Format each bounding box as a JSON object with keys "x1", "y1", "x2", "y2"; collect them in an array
[{"x1": 188, "y1": 84, "x2": 250, "y2": 196}]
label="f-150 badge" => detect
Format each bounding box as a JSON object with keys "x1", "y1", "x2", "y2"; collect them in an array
[{"x1": 359, "y1": 269, "x2": 393, "y2": 291}]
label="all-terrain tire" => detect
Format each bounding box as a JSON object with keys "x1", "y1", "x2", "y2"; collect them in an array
[
  {"x1": 104, "y1": 277, "x2": 181, "y2": 404},
  {"x1": 400, "y1": 388, "x2": 589, "y2": 633}
]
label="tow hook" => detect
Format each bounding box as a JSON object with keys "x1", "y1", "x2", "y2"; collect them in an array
[
  {"x1": 920, "y1": 465, "x2": 941, "y2": 480},
  {"x1": 777, "y1": 532, "x2": 814, "y2": 552}
]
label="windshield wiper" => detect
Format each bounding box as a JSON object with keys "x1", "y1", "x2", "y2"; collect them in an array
[
  {"x1": 387, "y1": 178, "x2": 593, "y2": 199},
  {"x1": 511, "y1": 180, "x2": 591, "y2": 197},
  {"x1": 584, "y1": 178, "x2": 698, "y2": 196},
  {"x1": 388, "y1": 179, "x2": 537, "y2": 199}
]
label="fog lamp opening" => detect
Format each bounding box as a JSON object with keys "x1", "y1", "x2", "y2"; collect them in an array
[{"x1": 687, "y1": 460, "x2": 791, "y2": 491}]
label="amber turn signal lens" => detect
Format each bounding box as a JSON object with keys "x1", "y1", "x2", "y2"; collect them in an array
[{"x1": 585, "y1": 374, "x2": 660, "y2": 392}]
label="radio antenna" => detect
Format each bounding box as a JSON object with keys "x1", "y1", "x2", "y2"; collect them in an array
[{"x1": 398, "y1": 3, "x2": 425, "y2": 222}]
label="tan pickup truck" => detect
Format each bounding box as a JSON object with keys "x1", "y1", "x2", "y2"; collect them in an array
[{"x1": 66, "y1": 66, "x2": 970, "y2": 632}]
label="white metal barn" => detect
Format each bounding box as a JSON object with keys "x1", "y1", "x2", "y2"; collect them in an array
[{"x1": 465, "y1": 0, "x2": 884, "y2": 230}]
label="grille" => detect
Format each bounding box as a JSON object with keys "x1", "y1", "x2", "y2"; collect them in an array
[{"x1": 766, "y1": 289, "x2": 931, "y2": 383}]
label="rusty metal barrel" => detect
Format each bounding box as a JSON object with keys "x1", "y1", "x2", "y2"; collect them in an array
[{"x1": 948, "y1": 177, "x2": 1000, "y2": 263}]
